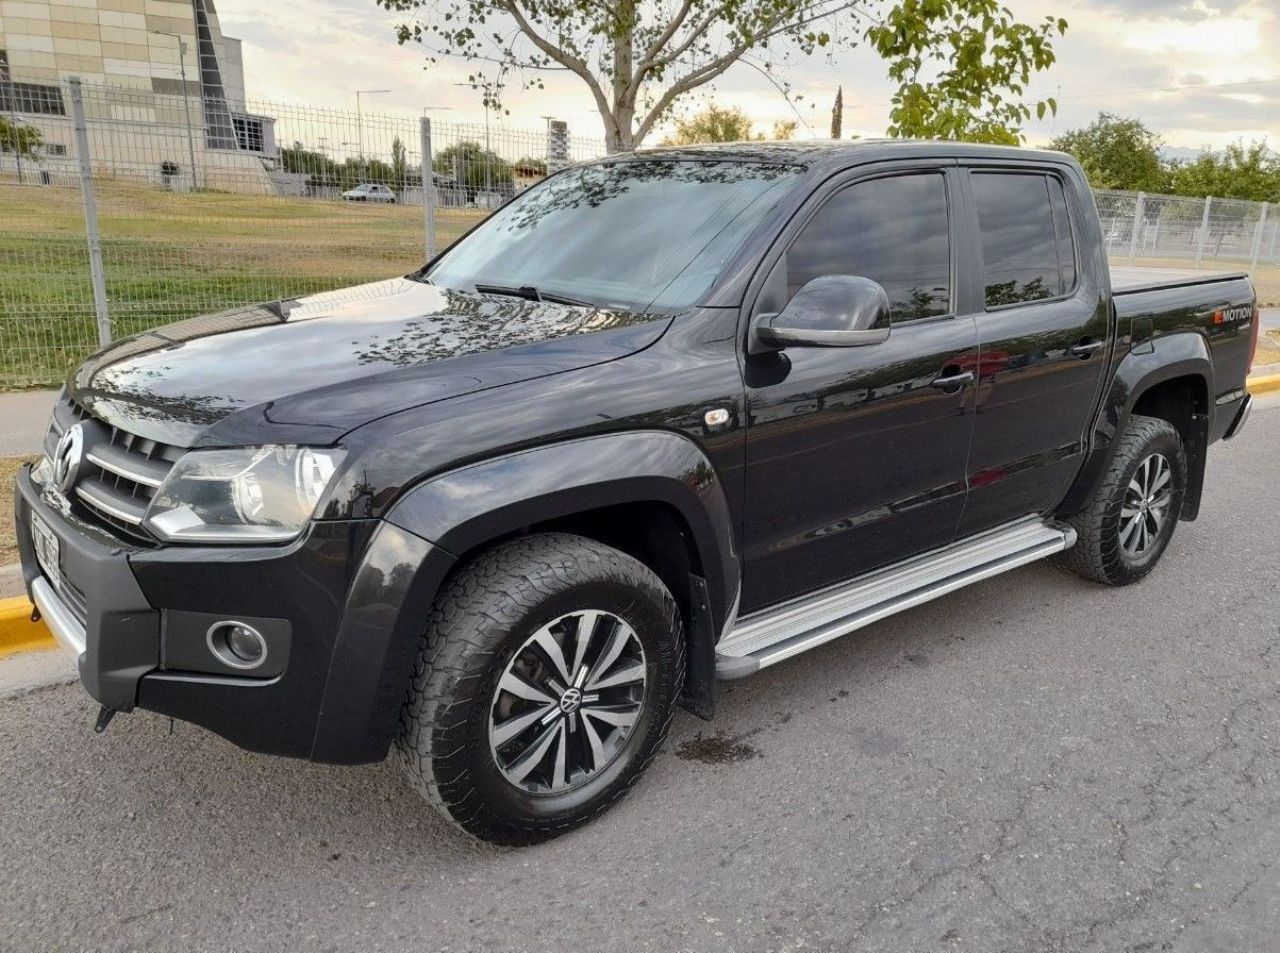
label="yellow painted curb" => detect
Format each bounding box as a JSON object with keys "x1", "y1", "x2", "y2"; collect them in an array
[
  {"x1": 1247, "y1": 374, "x2": 1280, "y2": 397},
  {"x1": 0, "y1": 596, "x2": 55, "y2": 658}
]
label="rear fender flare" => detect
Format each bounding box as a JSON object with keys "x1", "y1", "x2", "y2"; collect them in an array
[{"x1": 1061, "y1": 331, "x2": 1213, "y2": 517}]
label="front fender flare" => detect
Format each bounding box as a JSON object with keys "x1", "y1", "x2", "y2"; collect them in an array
[{"x1": 386, "y1": 429, "x2": 742, "y2": 641}]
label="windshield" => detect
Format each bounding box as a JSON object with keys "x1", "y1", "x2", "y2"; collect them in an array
[{"x1": 424, "y1": 160, "x2": 800, "y2": 312}]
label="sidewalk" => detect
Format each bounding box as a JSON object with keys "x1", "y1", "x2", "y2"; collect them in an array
[{"x1": 0, "y1": 389, "x2": 57, "y2": 456}]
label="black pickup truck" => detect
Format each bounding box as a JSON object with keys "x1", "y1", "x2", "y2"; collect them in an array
[{"x1": 15, "y1": 141, "x2": 1258, "y2": 844}]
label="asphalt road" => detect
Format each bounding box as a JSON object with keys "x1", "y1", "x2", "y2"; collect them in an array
[{"x1": 3, "y1": 407, "x2": 1279, "y2": 953}]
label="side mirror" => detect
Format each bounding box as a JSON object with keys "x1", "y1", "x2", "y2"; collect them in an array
[{"x1": 753, "y1": 275, "x2": 891, "y2": 349}]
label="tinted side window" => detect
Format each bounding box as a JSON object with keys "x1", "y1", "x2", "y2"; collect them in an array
[
  {"x1": 1048, "y1": 178, "x2": 1076, "y2": 292},
  {"x1": 786, "y1": 174, "x2": 951, "y2": 322},
  {"x1": 972, "y1": 173, "x2": 1068, "y2": 308}
]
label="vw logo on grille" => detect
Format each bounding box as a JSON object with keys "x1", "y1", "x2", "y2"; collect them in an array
[{"x1": 53, "y1": 423, "x2": 86, "y2": 495}]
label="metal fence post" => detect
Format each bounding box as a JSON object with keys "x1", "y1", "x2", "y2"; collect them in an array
[
  {"x1": 1250, "y1": 202, "x2": 1268, "y2": 271},
  {"x1": 1127, "y1": 191, "x2": 1145, "y2": 262},
  {"x1": 420, "y1": 116, "x2": 436, "y2": 261},
  {"x1": 1195, "y1": 195, "x2": 1212, "y2": 269},
  {"x1": 69, "y1": 78, "x2": 111, "y2": 347}
]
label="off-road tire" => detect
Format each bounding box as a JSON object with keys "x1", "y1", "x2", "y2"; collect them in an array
[
  {"x1": 396, "y1": 533, "x2": 684, "y2": 845},
  {"x1": 1056, "y1": 413, "x2": 1186, "y2": 586}
]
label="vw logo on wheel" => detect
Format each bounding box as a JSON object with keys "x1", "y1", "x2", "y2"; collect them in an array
[
  {"x1": 558, "y1": 687, "x2": 583, "y2": 714},
  {"x1": 52, "y1": 423, "x2": 86, "y2": 495}
]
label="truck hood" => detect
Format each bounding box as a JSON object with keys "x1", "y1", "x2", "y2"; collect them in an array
[{"x1": 70, "y1": 278, "x2": 671, "y2": 447}]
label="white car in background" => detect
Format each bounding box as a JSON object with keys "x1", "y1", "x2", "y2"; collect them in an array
[{"x1": 342, "y1": 183, "x2": 397, "y2": 203}]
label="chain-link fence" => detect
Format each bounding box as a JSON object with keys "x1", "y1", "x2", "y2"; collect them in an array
[
  {"x1": 1094, "y1": 188, "x2": 1279, "y2": 268},
  {"x1": 1, "y1": 75, "x2": 604, "y2": 387}
]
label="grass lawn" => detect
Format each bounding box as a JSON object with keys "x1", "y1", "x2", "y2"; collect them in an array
[
  {"x1": 0, "y1": 182, "x2": 485, "y2": 387},
  {"x1": 1, "y1": 456, "x2": 38, "y2": 563},
  {"x1": 1, "y1": 181, "x2": 1277, "y2": 388}
]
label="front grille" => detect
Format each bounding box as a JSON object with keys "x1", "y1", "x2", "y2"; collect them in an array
[{"x1": 48, "y1": 401, "x2": 182, "y2": 544}]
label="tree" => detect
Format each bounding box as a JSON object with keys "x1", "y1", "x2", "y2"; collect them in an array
[
  {"x1": 379, "y1": 0, "x2": 876, "y2": 153},
  {"x1": 661, "y1": 104, "x2": 795, "y2": 144},
  {"x1": 830, "y1": 85, "x2": 843, "y2": 139},
  {"x1": 1048, "y1": 113, "x2": 1169, "y2": 192},
  {"x1": 868, "y1": 0, "x2": 1065, "y2": 145},
  {"x1": 514, "y1": 156, "x2": 548, "y2": 177},
  {"x1": 391, "y1": 135, "x2": 408, "y2": 185},
  {"x1": 1168, "y1": 140, "x2": 1280, "y2": 203},
  {"x1": 0, "y1": 115, "x2": 42, "y2": 159},
  {"x1": 771, "y1": 119, "x2": 798, "y2": 140},
  {"x1": 380, "y1": 0, "x2": 1065, "y2": 151},
  {"x1": 663, "y1": 104, "x2": 755, "y2": 145},
  {"x1": 435, "y1": 140, "x2": 515, "y2": 201}
]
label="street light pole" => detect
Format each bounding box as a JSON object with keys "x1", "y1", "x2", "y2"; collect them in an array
[
  {"x1": 355, "y1": 88, "x2": 391, "y2": 183},
  {"x1": 152, "y1": 31, "x2": 198, "y2": 190}
]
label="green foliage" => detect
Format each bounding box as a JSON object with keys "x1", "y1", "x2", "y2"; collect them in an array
[
  {"x1": 433, "y1": 140, "x2": 514, "y2": 196},
  {"x1": 0, "y1": 115, "x2": 43, "y2": 159},
  {"x1": 391, "y1": 136, "x2": 408, "y2": 184},
  {"x1": 377, "y1": 0, "x2": 868, "y2": 151},
  {"x1": 1169, "y1": 141, "x2": 1280, "y2": 203},
  {"x1": 279, "y1": 141, "x2": 414, "y2": 190},
  {"x1": 513, "y1": 155, "x2": 548, "y2": 177},
  {"x1": 868, "y1": 0, "x2": 1065, "y2": 145},
  {"x1": 663, "y1": 105, "x2": 756, "y2": 144},
  {"x1": 1048, "y1": 113, "x2": 1170, "y2": 192},
  {"x1": 1049, "y1": 114, "x2": 1280, "y2": 201},
  {"x1": 661, "y1": 104, "x2": 796, "y2": 145},
  {"x1": 830, "y1": 85, "x2": 843, "y2": 139}
]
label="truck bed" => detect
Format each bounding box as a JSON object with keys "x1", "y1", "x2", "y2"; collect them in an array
[{"x1": 1110, "y1": 264, "x2": 1250, "y2": 296}]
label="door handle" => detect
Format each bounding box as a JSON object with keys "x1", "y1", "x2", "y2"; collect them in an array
[
  {"x1": 930, "y1": 370, "x2": 975, "y2": 391},
  {"x1": 1070, "y1": 340, "x2": 1105, "y2": 359}
]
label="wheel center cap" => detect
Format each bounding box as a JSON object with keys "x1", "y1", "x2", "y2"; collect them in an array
[{"x1": 559, "y1": 687, "x2": 583, "y2": 714}]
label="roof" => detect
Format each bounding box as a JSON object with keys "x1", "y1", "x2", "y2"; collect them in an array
[{"x1": 614, "y1": 138, "x2": 1077, "y2": 173}]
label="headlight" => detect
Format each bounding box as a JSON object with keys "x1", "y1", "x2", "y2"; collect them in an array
[{"x1": 142, "y1": 445, "x2": 346, "y2": 544}]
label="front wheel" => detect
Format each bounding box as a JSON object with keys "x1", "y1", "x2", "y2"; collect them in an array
[
  {"x1": 396, "y1": 533, "x2": 684, "y2": 844},
  {"x1": 1056, "y1": 413, "x2": 1186, "y2": 586}
]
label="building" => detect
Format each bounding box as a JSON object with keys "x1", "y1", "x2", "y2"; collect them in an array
[{"x1": 1, "y1": 0, "x2": 277, "y2": 189}]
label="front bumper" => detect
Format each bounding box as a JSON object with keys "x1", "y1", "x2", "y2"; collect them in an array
[
  {"x1": 15, "y1": 469, "x2": 159, "y2": 712},
  {"x1": 15, "y1": 464, "x2": 454, "y2": 763}
]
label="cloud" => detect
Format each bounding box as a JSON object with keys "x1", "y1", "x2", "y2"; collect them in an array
[{"x1": 214, "y1": 0, "x2": 1280, "y2": 152}]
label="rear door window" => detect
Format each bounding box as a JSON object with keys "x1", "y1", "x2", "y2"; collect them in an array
[
  {"x1": 971, "y1": 173, "x2": 1075, "y2": 308},
  {"x1": 785, "y1": 173, "x2": 952, "y2": 323}
]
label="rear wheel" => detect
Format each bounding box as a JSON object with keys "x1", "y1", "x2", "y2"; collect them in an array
[
  {"x1": 396, "y1": 533, "x2": 684, "y2": 844},
  {"x1": 1057, "y1": 413, "x2": 1186, "y2": 586}
]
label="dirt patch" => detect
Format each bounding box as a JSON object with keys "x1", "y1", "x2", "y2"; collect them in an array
[
  {"x1": 675, "y1": 732, "x2": 760, "y2": 765},
  {"x1": 1, "y1": 456, "x2": 38, "y2": 564},
  {"x1": 1257, "y1": 329, "x2": 1280, "y2": 370}
]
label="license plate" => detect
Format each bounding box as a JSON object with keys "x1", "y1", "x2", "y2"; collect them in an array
[{"x1": 30, "y1": 513, "x2": 60, "y2": 589}]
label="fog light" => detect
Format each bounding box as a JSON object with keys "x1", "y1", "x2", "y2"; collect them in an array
[{"x1": 206, "y1": 621, "x2": 268, "y2": 670}]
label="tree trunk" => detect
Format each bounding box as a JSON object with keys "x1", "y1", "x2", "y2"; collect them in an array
[{"x1": 606, "y1": 14, "x2": 638, "y2": 153}]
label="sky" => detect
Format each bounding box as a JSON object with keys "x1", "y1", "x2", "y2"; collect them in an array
[{"x1": 218, "y1": 0, "x2": 1279, "y2": 153}]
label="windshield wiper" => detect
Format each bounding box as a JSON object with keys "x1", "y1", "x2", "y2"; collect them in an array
[{"x1": 474, "y1": 283, "x2": 595, "y2": 309}]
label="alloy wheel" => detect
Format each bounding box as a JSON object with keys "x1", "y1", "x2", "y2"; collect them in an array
[
  {"x1": 1120, "y1": 452, "x2": 1173, "y2": 558},
  {"x1": 488, "y1": 610, "x2": 647, "y2": 794}
]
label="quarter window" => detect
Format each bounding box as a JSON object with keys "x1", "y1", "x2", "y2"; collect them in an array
[
  {"x1": 786, "y1": 173, "x2": 951, "y2": 323},
  {"x1": 972, "y1": 173, "x2": 1075, "y2": 308}
]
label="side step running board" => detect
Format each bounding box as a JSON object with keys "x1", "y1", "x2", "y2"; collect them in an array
[{"x1": 715, "y1": 516, "x2": 1076, "y2": 679}]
